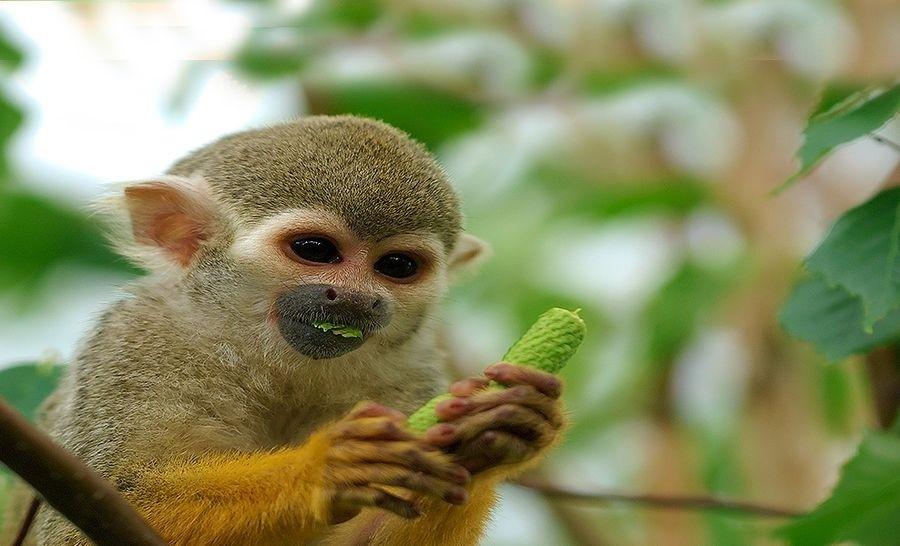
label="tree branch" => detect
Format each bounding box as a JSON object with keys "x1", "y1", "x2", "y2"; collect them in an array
[
  {"x1": 0, "y1": 398, "x2": 167, "y2": 546},
  {"x1": 514, "y1": 478, "x2": 803, "y2": 519},
  {"x1": 871, "y1": 133, "x2": 900, "y2": 153}
]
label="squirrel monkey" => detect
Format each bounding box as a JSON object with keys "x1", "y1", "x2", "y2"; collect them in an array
[{"x1": 6, "y1": 116, "x2": 566, "y2": 545}]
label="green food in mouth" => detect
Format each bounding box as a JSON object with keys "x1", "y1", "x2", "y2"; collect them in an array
[{"x1": 312, "y1": 321, "x2": 363, "y2": 339}]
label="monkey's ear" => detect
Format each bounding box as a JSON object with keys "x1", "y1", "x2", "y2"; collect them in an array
[
  {"x1": 448, "y1": 233, "x2": 491, "y2": 278},
  {"x1": 122, "y1": 176, "x2": 217, "y2": 267}
]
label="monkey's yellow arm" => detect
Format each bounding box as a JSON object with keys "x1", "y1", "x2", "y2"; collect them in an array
[{"x1": 126, "y1": 431, "x2": 333, "y2": 546}]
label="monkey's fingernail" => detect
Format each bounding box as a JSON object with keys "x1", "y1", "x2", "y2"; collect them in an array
[
  {"x1": 434, "y1": 424, "x2": 456, "y2": 438},
  {"x1": 451, "y1": 466, "x2": 471, "y2": 483},
  {"x1": 438, "y1": 398, "x2": 468, "y2": 414},
  {"x1": 444, "y1": 488, "x2": 468, "y2": 505}
]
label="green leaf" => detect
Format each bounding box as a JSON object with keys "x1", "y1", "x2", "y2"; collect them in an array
[
  {"x1": 0, "y1": 23, "x2": 24, "y2": 72},
  {"x1": 580, "y1": 65, "x2": 681, "y2": 96},
  {"x1": 777, "y1": 430, "x2": 900, "y2": 546},
  {"x1": 0, "y1": 188, "x2": 139, "y2": 296},
  {"x1": 0, "y1": 89, "x2": 24, "y2": 180},
  {"x1": 0, "y1": 363, "x2": 64, "y2": 422},
  {"x1": 529, "y1": 166, "x2": 710, "y2": 220},
  {"x1": 805, "y1": 188, "x2": 900, "y2": 329},
  {"x1": 808, "y1": 82, "x2": 868, "y2": 119},
  {"x1": 233, "y1": 40, "x2": 309, "y2": 80},
  {"x1": 780, "y1": 275, "x2": 900, "y2": 362},
  {"x1": 818, "y1": 363, "x2": 857, "y2": 433},
  {"x1": 232, "y1": 0, "x2": 384, "y2": 80},
  {"x1": 293, "y1": 0, "x2": 382, "y2": 30},
  {"x1": 779, "y1": 83, "x2": 900, "y2": 191},
  {"x1": 307, "y1": 82, "x2": 485, "y2": 149}
]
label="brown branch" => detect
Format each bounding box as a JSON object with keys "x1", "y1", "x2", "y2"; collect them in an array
[
  {"x1": 514, "y1": 479, "x2": 803, "y2": 519},
  {"x1": 864, "y1": 346, "x2": 900, "y2": 429},
  {"x1": 871, "y1": 134, "x2": 900, "y2": 153},
  {"x1": 0, "y1": 398, "x2": 167, "y2": 546}
]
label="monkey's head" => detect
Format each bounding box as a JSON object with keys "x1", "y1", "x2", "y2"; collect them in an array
[{"x1": 115, "y1": 116, "x2": 487, "y2": 362}]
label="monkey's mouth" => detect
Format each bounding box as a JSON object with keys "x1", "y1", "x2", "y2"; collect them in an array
[
  {"x1": 273, "y1": 286, "x2": 390, "y2": 360},
  {"x1": 276, "y1": 317, "x2": 379, "y2": 360}
]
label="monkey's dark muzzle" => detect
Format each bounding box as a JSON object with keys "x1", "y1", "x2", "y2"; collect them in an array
[{"x1": 274, "y1": 284, "x2": 390, "y2": 360}]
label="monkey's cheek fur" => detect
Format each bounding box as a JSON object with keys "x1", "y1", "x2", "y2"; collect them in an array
[{"x1": 277, "y1": 319, "x2": 367, "y2": 359}]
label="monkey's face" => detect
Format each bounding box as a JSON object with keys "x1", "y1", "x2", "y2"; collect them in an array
[
  {"x1": 231, "y1": 209, "x2": 475, "y2": 360},
  {"x1": 117, "y1": 117, "x2": 488, "y2": 363}
]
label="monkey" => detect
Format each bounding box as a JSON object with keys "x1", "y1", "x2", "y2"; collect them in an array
[{"x1": 2, "y1": 116, "x2": 566, "y2": 545}]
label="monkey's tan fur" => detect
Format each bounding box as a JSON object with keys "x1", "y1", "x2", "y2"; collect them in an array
[{"x1": 2, "y1": 116, "x2": 562, "y2": 545}]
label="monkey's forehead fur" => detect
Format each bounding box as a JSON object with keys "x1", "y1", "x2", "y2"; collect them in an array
[{"x1": 167, "y1": 116, "x2": 463, "y2": 249}]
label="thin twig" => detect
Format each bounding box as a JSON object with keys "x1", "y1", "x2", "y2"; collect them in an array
[
  {"x1": 12, "y1": 497, "x2": 40, "y2": 546},
  {"x1": 871, "y1": 133, "x2": 900, "y2": 153},
  {"x1": 0, "y1": 398, "x2": 167, "y2": 546},
  {"x1": 514, "y1": 479, "x2": 803, "y2": 519}
]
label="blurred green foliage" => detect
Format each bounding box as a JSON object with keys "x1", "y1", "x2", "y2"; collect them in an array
[
  {"x1": 308, "y1": 82, "x2": 485, "y2": 150},
  {"x1": 0, "y1": 23, "x2": 23, "y2": 181},
  {"x1": 645, "y1": 260, "x2": 744, "y2": 365},
  {"x1": 0, "y1": 188, "x2": 138, "y2": 299},
  {"x1": 0, "y1": 363, "x2": 63, "y2": 422}
]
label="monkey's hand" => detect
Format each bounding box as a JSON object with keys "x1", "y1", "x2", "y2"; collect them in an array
[
  {"x1": 324, "y1": 373, "x2": 557, "y2": 546},
  {"x1": 324, "y1": 401, "x2": 471, "y2": 523},
  {"x1": 423, "y1": 363, "x2": 566, "y2": 476}
]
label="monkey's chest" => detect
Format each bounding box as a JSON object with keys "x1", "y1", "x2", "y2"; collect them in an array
[
  {"x1": 259, "y1": 380, "x2": 437, "y2": 447},
  {"x1": 261, "y1": 404, "x2": 347, "y2": 446}
]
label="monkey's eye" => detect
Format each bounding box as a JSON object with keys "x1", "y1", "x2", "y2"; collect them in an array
[
  {"x1": 374, "y1": 253, "x2": 419, "y2": 280},
  {"x1": 289, "y1": 237, "x2": 340, "y2": 264}
]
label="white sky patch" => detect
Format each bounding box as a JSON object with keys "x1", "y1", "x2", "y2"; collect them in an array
[
  {"x1": 671, "y1": 328, "x2": 751, "y2": 439},
  {"x1": 2, "y1": 1, "x2": 298, "y2": 200},
  {"x1": 0, "y1": 268, "x2": 131, "y2": 366},
  {"x1": 537, "y1": 217, "x2": 683, "y2": 318}
]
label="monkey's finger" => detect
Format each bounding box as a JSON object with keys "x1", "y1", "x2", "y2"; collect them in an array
[
  {"x1": 455, "y1": 430, "x2": 533, "y2": 472},
  {"x1": 330, "y1": 440, "x2": 470, "y2": 484},
  {"x1": 449, "y1": 377, "x2": 491, "y2": 397},
  {"x1": 338, "y1": 463, "x2": 468, "y2": 505},
  {"x1": 435, "y1": 386, "x2": 563, "y2": 427},
  {"x1": 345, "y1": 401, "x2": 407, "y2": 422},
  {"x1": 423, "y1": 423, "x2": 459, "y2": 448},
  {"x1": 333, "y1": 417, "x2": 417, "y2": 442},
  {"x1": 332, "y1": 486, "x2": 421, "y2": 519},
  {"x1": 484, "y1": 363, "x2": 562, "y2": 398},
  {"x1": 435, "y1": 404, "x2": 554, "y2": 447}
]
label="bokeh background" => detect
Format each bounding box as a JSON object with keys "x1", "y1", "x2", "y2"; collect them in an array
[{"x1": 1, "y1": 1, "x2": 898, "y2": 545}]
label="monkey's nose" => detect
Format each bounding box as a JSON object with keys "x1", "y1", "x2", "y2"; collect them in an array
[{"x1": 321, "y1": 286, "x2": 381, "y2": 311}]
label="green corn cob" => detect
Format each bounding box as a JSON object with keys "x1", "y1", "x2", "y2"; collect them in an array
[{"x1": 407, "y1": 308, "x2": 585, "y2": 433}]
